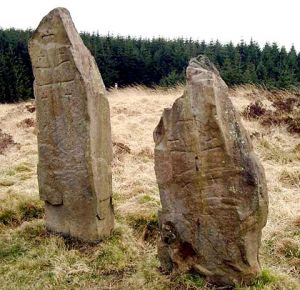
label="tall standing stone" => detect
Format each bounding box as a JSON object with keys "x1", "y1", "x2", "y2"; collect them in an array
[
  {"x1": 154, "y1": 56, "x2": 268, "y2": 286},
  {"x1": 28, "y1": 8, "x2": 114, "y2": 241}
]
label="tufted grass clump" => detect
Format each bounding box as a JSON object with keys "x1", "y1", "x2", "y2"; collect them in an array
[
  {"x1": 279, "y1": 169, "x2": 300, "y2": 187},
  {"x1": 126, "y1": 211, "x2": 158, "y2": 232},
  {"x1": 250, "y1": 270, "x2": 277, "y2": 289},
  {"x1": 235, "y1": 269, "x2": 299, "y2": 290},
  {"x1": 17, "y1": 199, "x2": 44, "y2": 221},
  {"x1": 0, "y1": 178, "x2": 15, "y2": 187},
  {"x1": 126, "y1": 212, "x2": 158, "y2": 230},
  {"x1": 14, "y1": 163, "x2": 32, "y2": 173},
  {"x1": 276, "y1": 238, "x2": 300, "y2": 259},
  {"x1": 123, "y1": 212, "x2": 159, "y2": 245},
  {"x1": 0, "y1": 197, "x2": 44, "y2": 226},
  {"x1": 0, "y1": 208, "x2": 19, "y2": 225},
  {"x1": 258, "y1": 138, "x2": 300, "y2": 164}
]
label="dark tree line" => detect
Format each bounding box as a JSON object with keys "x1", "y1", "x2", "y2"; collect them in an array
[
  {"x1": 1, "y1": 28, "x2": 300, "y2": 103},
  {"x1": 0, "y1": 29, "x2": 33, "y2": 103}
]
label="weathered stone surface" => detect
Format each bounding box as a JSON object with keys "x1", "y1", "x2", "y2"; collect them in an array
[
  {"x1": 28, "y1": 8, "x2": 114, "y2": 241},
  {"x1": 154, "y1": 56, "x2": 268, "y2": 286}
]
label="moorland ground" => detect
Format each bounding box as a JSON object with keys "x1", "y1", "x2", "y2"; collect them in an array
[{"x1": 0, "y1": 85, "x2": 299, "y2": 289}]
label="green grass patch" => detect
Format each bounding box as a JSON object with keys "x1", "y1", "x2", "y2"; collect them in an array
[
  {"x1": 235, "y1": 270, "x2": 276, "y2": 289},
  {"x1": 236, "y1": 269, "x2": 299, "y2": 290},
  {"x1": 0, "y1": 243, "x2": 27, "y2": 260},
  {"x1": 251, "y1": 269, "x2": 277, "y2": 289},
  {"x1": 138, "y1": 194, "x2": 160, "y2": 206},
  {"x1": 175, "y1": 272, "x2": 207, "y2": 289},
  {"x1": 94, "y1": 224, "x2": 139, "y2": 273}
]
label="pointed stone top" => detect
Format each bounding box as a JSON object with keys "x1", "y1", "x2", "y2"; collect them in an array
[
  {"x1": 30, "y1": 7, "x2": 77, "y2": 41},
  {"x1": 29, "y1": 7, "x2": 105, "y2": 87},
  {"x1": 34, "y1": 7, "x2": 72, "y2": 30},
  {"x1": 188, "y1": 55, "x2": 220, "y2": 76},
  {"x1": 39, "y1": 7, "x2": 71, "y2": 21},
  {"x1": 47, "y1": 7, "x2": 70, "y2": 14},
  {"x1": 51, "y1": 7, "x2": 69, "y2": 12}
]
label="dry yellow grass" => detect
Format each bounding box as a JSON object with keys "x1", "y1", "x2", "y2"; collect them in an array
[
  {"x1": 0, "y1": 85, "x2": 299, "y2": 289},
  {"x1": 109, "y1": 86, "x2": 182, "y2": 217}
]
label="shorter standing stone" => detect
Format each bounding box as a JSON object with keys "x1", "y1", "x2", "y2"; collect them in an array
[
  {"x1": 29, "y1": 8, "x2": 114, "y2": 241},
  {"x1": 154, "y1": 56, "x2": 268, "y2": 286}
]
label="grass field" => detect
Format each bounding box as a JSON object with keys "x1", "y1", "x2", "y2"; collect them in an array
[{"x1": 0, "y1": 85, "x2": 299, "y2": 289}]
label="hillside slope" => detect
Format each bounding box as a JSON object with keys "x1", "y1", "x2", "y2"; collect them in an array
[{"x1": 0, "y1": 86, "x2": 299, "y2": 289}]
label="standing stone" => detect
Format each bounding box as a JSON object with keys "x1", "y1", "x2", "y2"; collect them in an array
[
  {"x1": 28, "y1": 8, "x2": 114, "y2": 241},
  {"x1": 154, "y1": 56, "x2": 268, "y2": 286}
]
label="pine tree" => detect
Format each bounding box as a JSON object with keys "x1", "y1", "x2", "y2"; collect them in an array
[
  {"x1": 256, "y1": 61, "x2": 267, "y2": 84},
  {"x1": 1, "y1": 28, "x2": 300, "y2": 102}
]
